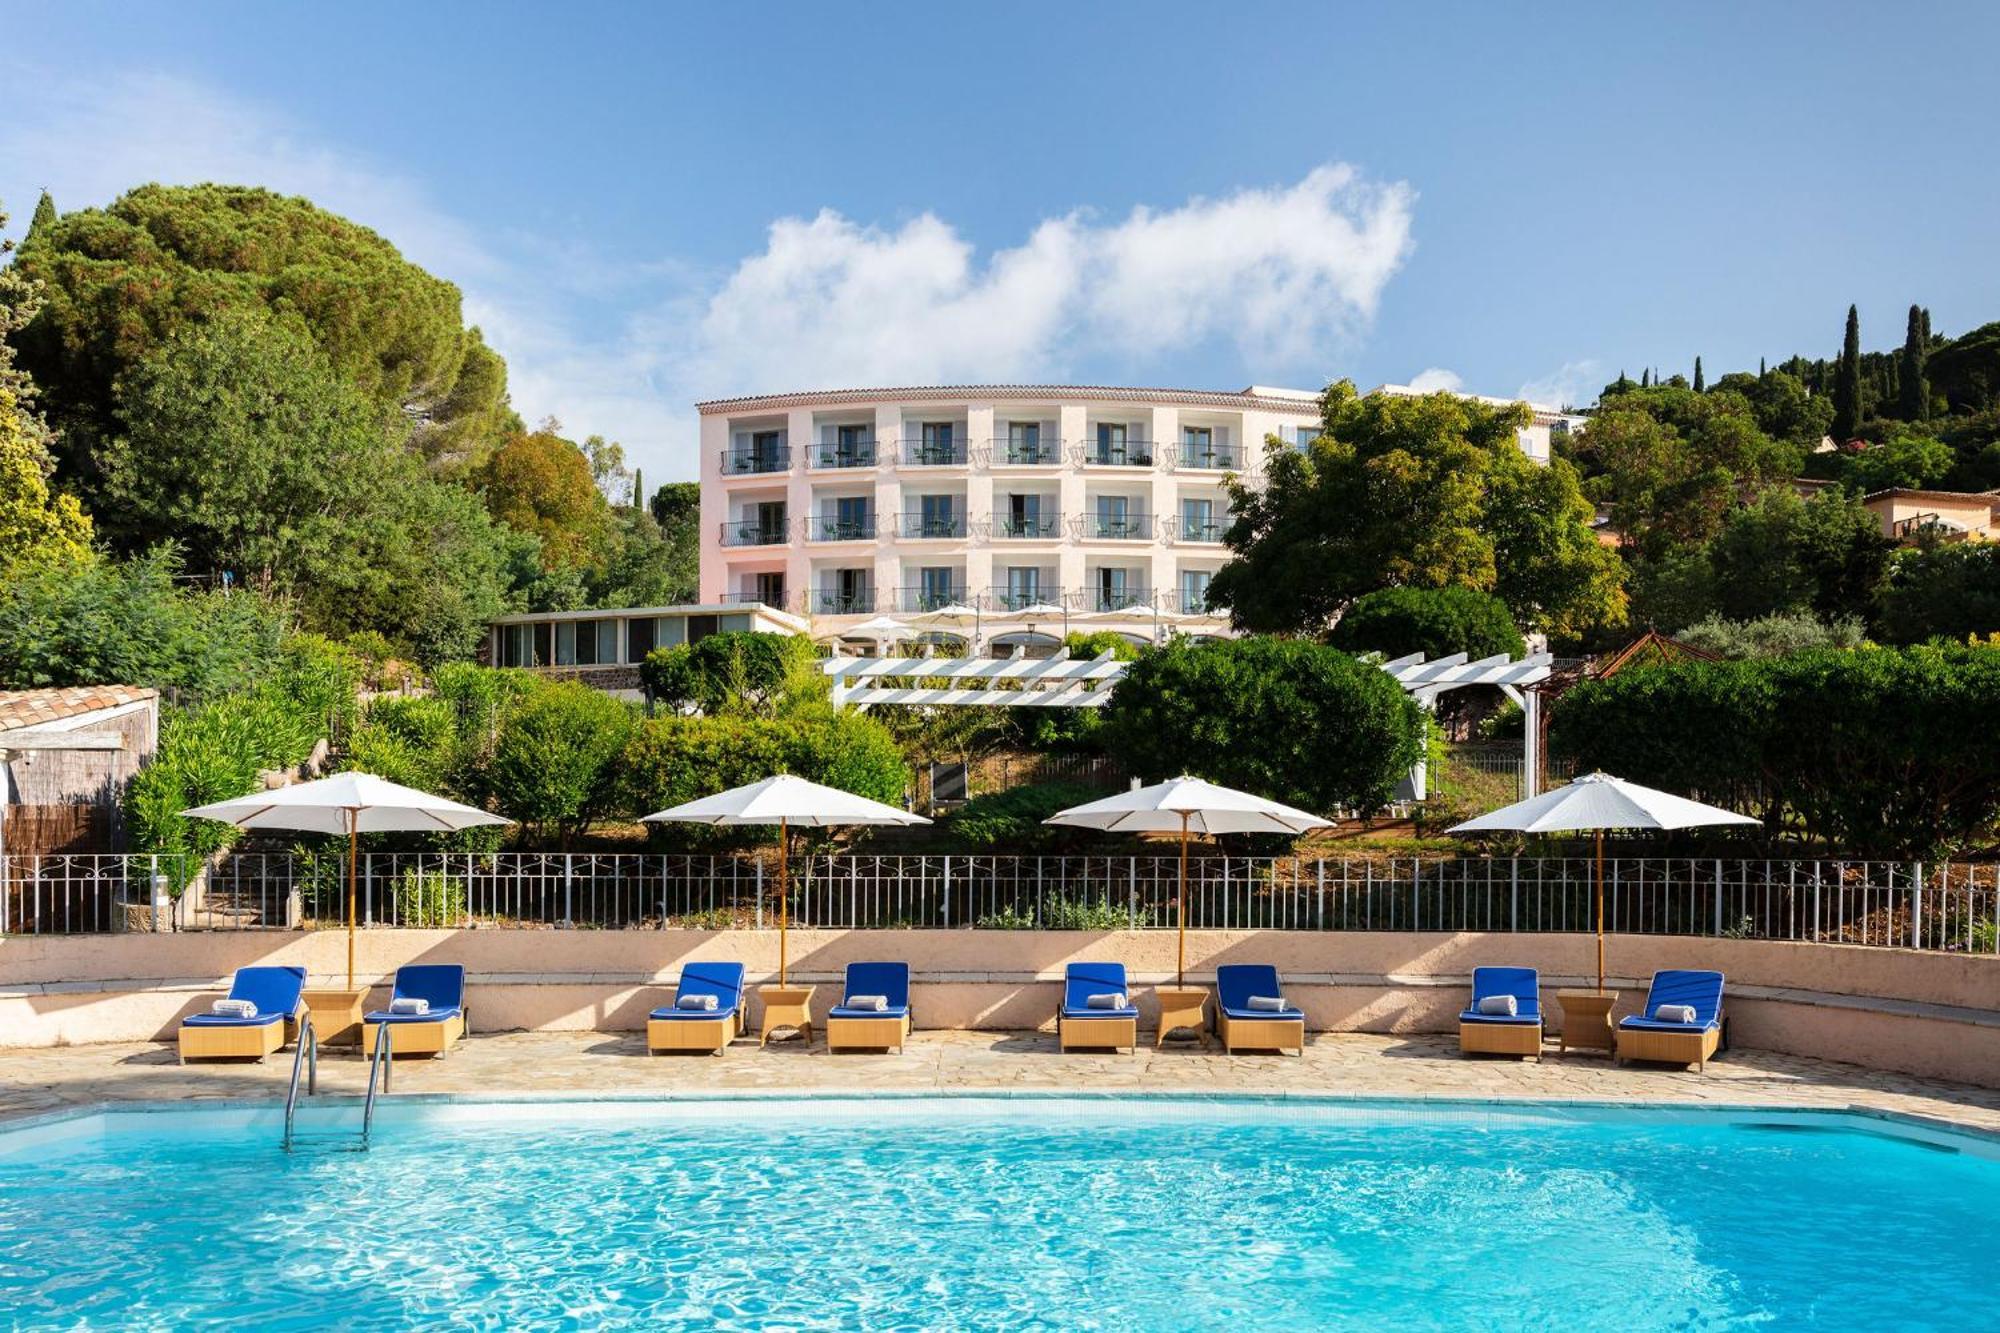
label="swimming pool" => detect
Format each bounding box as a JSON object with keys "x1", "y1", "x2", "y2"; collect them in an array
[{"x1": 2, "y1": 1096, "x2": 1994, "y2": 1330}]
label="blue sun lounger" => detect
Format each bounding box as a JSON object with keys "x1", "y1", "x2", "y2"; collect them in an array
[
  {"x1": 1457, "y1": 966, "x2": 1544, "y2": 1061},
  {"x1": 1057, "y1": 961, "x2": 1139, "y2": 1053},
  {"x1": 647, "y1": 961, "x2": 747, "y2": 1055},
  {"x1": 826, "y1": 961, "x2": 911, "y2": 1053},
  {"x1": 1616, "y1": 969, "x2": 1724, "y2": 1071},
  {"x1": 363, "y1": 964, "x2": 467, "y2": 1058},
  {"x1": 1215, "y1": 964, "x2": 1305, "y2": 1056},
  {"x1": 178, "y1": 965, "x2": 307, "y2": 1062}
]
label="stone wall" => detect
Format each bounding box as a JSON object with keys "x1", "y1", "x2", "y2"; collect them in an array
[{"x1": 4, "y1": 928, "x2": 1995, "y2": 1086}]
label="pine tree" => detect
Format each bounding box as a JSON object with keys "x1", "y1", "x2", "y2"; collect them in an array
[
  {"x1": 25, "y1": 190, "x2": 56, "y2": 245},
  {"x1": 1693, "y1": 356, "x2": 1705, "y2": 392},
  {"x1": 1832, "y1": 304, "x2": 1863, "y2": 440}
]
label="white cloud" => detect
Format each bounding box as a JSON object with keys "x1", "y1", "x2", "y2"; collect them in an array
[
  {"x1": 1407, "y1": 366, "x2": 1465, "y2": 393},
  {"x1": 1517, "y1": 359, "x2": 1605, "y2": 411},
  {"x1": 1, "y1": 64, "x2": 1418, "y2": 480}
]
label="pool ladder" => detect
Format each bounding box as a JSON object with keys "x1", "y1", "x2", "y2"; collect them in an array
[{"x1": 280, "y1": 1016, "x2": 392, "y2": 1151}]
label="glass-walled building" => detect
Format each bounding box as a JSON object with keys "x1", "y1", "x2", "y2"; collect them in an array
[{"x1": 485, "y1": 602, "x2": 808, "y2": 693}]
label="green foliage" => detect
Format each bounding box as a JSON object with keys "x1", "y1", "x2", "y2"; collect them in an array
[
  {"x1": 1926, "y1": 321, "x2": 2000, "y2": 415},
  {"x1": 0, "y1": 386, "x2": 91, "y2": 569},
  {"x1": 944, "y1": 782, "x2": 1106, "y2": 850},
  {"x1": 1841, "y1": 428, "x2": 1953, "y2": 493},
  {"x1": 620, "y1": 708, "x2": 907, "y2": 845},
  {"x1": 1833, "y1": 304, "x2": 1864, "y2": 440},
  {"x1": 1062, "y1": 631, "x2": 1142, "y2": 661},
  {"x1": 1213, "y1": 381, "x2": 1624, "y2": 638},
  {"x1": 1676, "y1": 612, "x2": 1866, "y2": 658},
  {"x1": 1702, "y1": 489, "x2": 1889, "y2": 624},
  {"x1": 1327, "y1": 586, "x2": 1524, "y2": 660},
  {"x1": 15, "y1": 183, "x2": 513, "y2": 478},
  {"x1": 392, "y1": 869, "x2": 467, "y2": 928},
  {"x1": 1875, "y1": 544, "x2": 2000, "y2": 644},
  {"x1": 477, "y1": 426, "x2": 613, "y2": 571},
  {"x1": 486, "y1": 680, "x2": 634, "y2": 845},
  {"x1": 1550, "y1": 645, "x2": 2000, "y2": 857},
  {"x1": 1098, "y1": 636, "x2": 1425, "y2": 816},
  {"x1": 640, "y1": 631, "x2": 822, "y2": 716},
  {"x1": 345, "y1": 694, "x2": 460, "y2": 790},
  {"x1": 976, "y1": 891, "x2": 1149, "y2": 931},
  {"x1": 126, "y1": 637, "x2": 360, "y2": 857},
  {"x1": 0, "y1": 546, "x2": 286, "y2": 694}
]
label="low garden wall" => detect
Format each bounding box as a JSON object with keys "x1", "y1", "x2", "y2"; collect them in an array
[{"x1": 4, "y1": 929, "x2": 1995, "y2": 1087}]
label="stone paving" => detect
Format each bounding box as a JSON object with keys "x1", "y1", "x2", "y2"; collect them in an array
[{"x1": 6, "y1": 1030, "x2": 1999, "y2": 1135}]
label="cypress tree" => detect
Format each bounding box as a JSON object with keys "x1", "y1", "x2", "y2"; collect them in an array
[
  {"x1": 631, "y1": 465, "x2": 644, "y2": 510},
  {"x1": 1759, "y1": 357, "x2": 1767, "y2": 378},
  {"x1": 25, "y1": 190, "x2": 56, "y2": 244},
  {"x1": 1832, "y1": 304, "x2": 1863, "y2": 440},
  {"x1": 1693, "y1": 356, "x2": 1705, "y2": 392},
  {"x1": 1641, "y1": 368, "x2": 1651, "y2": 388}
]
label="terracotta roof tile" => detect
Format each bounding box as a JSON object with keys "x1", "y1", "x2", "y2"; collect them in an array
[{"x1": 0, "y1": 686, "x2": 159, "y2": 733}]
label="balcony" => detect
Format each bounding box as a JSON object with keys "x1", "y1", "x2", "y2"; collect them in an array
[
  {"x1": 1169, "y1": 443, "x2": 1243, "y2": 471},
  {"x1": 1073, "y1": 439, "x2": 1157, "y2": 468},
  {"x1": 900, "y1": 438, "x2": 969, "y2": 467},
  {"x1": 982, "y1": 436, "x2": 1060, "y2": 467},
  {"x1": 812, "y1": 590, "x2": 876, "y2": 615},
  {"x1": 896, "y1": 585, "x2": 971, "y2": 613},
  {"x1": 986, "y1": 586, "x2": 1067, "y2": 613},
  {"x1": 1083, "y1": 513, "x2": 1153, "y2": 541},
  {"x1": 1161, "y1": 587, "x2": 1218, "y2": 615},
  {"x1": 807, "y1": 515, "x2": 877, "y2": 542},
  {"x1": 721, "y1": 446, "x2": 791, "y2": 476},
  {"x1": 1168, "y1": 515, "x2": 1227, "y2": 543},
  {"x1": 990, "y1": 513, "x2": 1063, "y2": 540},
  {"x1": 721, "y1": 590, "x2": 788, "y2": 608},
  {"x1": 808, "y1": 440, "x2": 879, "y2": 469},
  {"x1": 1082, "y1": 589, "x2": 1156, "y2": 613},
  {"x1": 899, "y1": 512, "x2": 968, "y2": 540},
  {"x1": 719, "y1": 519, "x2": 791, "y2": 547}
]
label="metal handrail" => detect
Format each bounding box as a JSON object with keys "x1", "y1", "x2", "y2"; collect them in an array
[
  {"x1": 281, "y1": 1014, "x2": 318, "y2": 1152},
  {"x1": 362, "y1": 1020, "x2": 392, "y2": 1144}
]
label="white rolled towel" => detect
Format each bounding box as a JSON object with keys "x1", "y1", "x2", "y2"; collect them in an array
[
  {"x1": 389, "y1": 996, "x2": 431, "y2": 1016},
  {"x1": 1476, "y1": 993, "x2": 1519, "y2": 1017},
  {"x1": 846, "y1": 994, "x2": 889, "y2": 1012},
  {"x1": 676, "y1": 993, "x2": 719, "y2": 1011},
  {"x1": 1652, "y1": 1003, "x2": 1698, "y2": 1024},
  {"x1": 1084, "y1": 992, "x2": 1129, "y2": 1010},
  {"x1": 210, "y1": 998, "x2": 258, "y2": 1017},
  {"x1": 1246, "y1": 995, "x2": 1289, "y2": 1013}
]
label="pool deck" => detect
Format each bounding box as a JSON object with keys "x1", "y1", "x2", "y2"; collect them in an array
[{"x1": 6, "y1": 1031, "x2": 2000, "y2": 1135}]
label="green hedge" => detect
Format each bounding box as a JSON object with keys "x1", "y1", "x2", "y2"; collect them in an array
[
  {"x1": 1327, "y1": 586, "x2": 1525, "y2": 661},
  {"x1": 1550, "y1": 644, "x2": 2000, "y2": 857},
  {"x1": 944, "y1": 781, "x2": 1106, "y2": 851}
]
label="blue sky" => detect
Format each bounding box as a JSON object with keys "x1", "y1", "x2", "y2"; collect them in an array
[{"x1": 5, "y1": 2, "x2": 1998, "y2": 479}]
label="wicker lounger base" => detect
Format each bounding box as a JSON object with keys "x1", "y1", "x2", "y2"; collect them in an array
[
  {"x1": 826, "y1": 1014, "x2": 909, "y2": 1053},
  {"x1": 1458, "y1": 1020, "x2": 1544, "y2": 1060},
  {"x1": 1218, "y1": 1013, "x2": 1305, "y2": 1055},
  {"x1": 1616, "y1": 1024, "x2": 1721, "y2": 1071},
  {"x1": 1058, "y1": 1014, "x2": 1138, "y2": 1053},
  {"x1": 363, "y1": 1011, "x2": 466, "y2": 1058},
  {"x1": 648, "y1": 1010, "x2": 744, "y2": 1055},
  {"x1": 178, "y1": 1020, "x2": 286, "y2": 1062}
]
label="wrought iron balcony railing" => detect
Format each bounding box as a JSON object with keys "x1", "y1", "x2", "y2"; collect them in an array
[
  {"x1": 809, "y1": 441, "x2": 878, "y2": 469},
  {"x1": 720, "y1": 446, "x2": 791, "y2": 475},
  {"x1": 1168, "y1": 516, "x2": 1227, "y2": 543},
  {"x1": 1085, "y1": 513, "x2": 1153, "y2": 541},
  {"x1": 807, "y1": 516, "x2": 877, "y2": 542},
  {"x1": 812, "y1": 590, "x2": 876, "y2": 615},
  {"x1": 719, "y1": 520, "x2": 790, "y2": 547},
  {"x1": 899, "y1": 513, "x2": 967, "y2": 539},
  {"x1": 896, "y1": 585, "x2": 972, "y2": 612},
  {"x1": 983, "y1": 437, "x2": 1061, "y2": 466},
  {"x1": 1168, "y1": 443, "x2": 1242, "y2": 470},
  {"x1": 1073, "y1": 440, "x2": 1157, "y2": 468},
  {"x1": 985, "y1": 586, "x2": 1067, "y2": 613},
  {"x1": 900, "y1": 438, "x2": 970, "y2": 466},
  {"x1": 989, "y1": 513, "x2": 1063, "y2": 540}
]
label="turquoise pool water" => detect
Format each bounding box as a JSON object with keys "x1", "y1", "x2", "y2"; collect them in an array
[{"x1": 1, "y1": 1098, "x2": 1995, "y2": 1330}]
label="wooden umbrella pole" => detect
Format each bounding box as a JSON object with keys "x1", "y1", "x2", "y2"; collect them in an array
[
  {"x1": 1594, "y1": 827, "x2": 1606, "y2": 993},
  {"x1": 777, "y1": 816, "x2": 789, "y2": 987},
  {"x1": 346, "y1": 809, "x2": 358, "y2": 992},
  {"x1": 1177, "y1": 811, "x2": 1190, "y2": 987}
]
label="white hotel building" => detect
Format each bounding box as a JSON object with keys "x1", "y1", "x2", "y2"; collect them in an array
[{"x1": 697, "y1": 383, "x2": 1572, "y2": 649}]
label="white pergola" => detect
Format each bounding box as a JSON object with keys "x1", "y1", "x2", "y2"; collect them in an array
[{"x1": 823, "y1": 646, "x2": 1552, "y2": 794}]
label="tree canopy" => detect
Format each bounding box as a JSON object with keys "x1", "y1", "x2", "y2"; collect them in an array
[
  {"x1": 1209, "y1": 380, "x2": 1624, "y2": 640},
  {"x1": 1326, "y1": 586, "x2": 1524, "y2": 661}
]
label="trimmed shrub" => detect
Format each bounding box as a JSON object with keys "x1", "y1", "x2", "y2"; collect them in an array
[
  {"x1": 1098, "y1": 636, "x2": 1425, "y2": 816},
  {"x1": 944, "y1": 782, "x2": 1106, "y2": 851},
  {"x1": 486, "y1": 680, "x2": 634, "y2": 845},
  {"x1": 1876, "y1": 544, "x2": 2000, "y2": 644},
  {"x1": 641, "y1": 631, "x2": 822, "y2": 715},
  {"x1": 1327, "y1": 586, "x2": 1525, "y2": 661},
  {"x1": 1676, "y1": 612, "x2": 1865, "y2": 659}
]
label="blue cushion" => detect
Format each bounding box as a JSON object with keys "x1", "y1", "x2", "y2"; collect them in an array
[
  {"x1": 650, "y1": 998, "x2": 741, "y2": 1022},
  {"x1": 1061, "y1": 962, "x2": 1137, "y2": 1018},
  {"x1": 180, "y1": 965, "x2": 306, "y2": 1029},
  {"x1": 387, "y1": 963, "x2": 465, "y2": 1013},
  {"x1": 1216, "y1": 965, "x2": 1304, "y2": 1021},
  {"x1": 1633, "y1": 969, "x2": 1724, "y2": 1027},
  {"x1": 652, "y1": 961, "x2": 744, "y2": 1020},
  {"x1": 1459, "y1": 1010, "x2": 1541, "y2": 1026},
  {"x1": 365, "y1": 1005, "x2": 463, "y2": 1025},
  {"x1": 182, "y1": 1011, "x2": 285, "y2": 1028},
  {"x1": 1468, "y1": 966, "x2": 1542, "y2": 1022},
  {"x1": 841, "y1": 961, "x2": 910, "y2": 1011},
  {"x1": 1618, "y1": 1015, "x2": 1718, "y2": 1033}
]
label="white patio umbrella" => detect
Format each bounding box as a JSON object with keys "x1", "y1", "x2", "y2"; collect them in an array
[
  {"x1": 642, "y1": 775, "x2": 928, "y2": 986},
  {"x1": 914, "y1": 601, "x2": 983, "y2": 653},
  {"x1": 183, "y1": 772, "x2": 511, "y2": 990},
  {"x1": 1045, "y1": 776, "x2": 1330, "y2": 985},
  {"x1": 847, "y1": 615, "x2": 915, "y2": 640},
  {"x1": 1449, "y1": 772, "x2": 1759, "y2": 992}
]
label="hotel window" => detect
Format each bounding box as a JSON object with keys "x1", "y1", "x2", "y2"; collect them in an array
[
  {"x1": 1097, "y1": 566, "x2": 1130, "y2": 609},
  {"x1": 1005, "y1": 566, "x2": 1042, "y2": 604},
  {"x1": 836, "y1": 423, "x2": 873, "y2": 464},
  {"x1": 1096, "y1": 494, "x2": 1134, "y2": 538},
  {"x1": 556, "y1": 619, "x2": 619, "y2": 667},
  {"x1": 918, "y1": 493, "x2": 957, "y2": 537},
  {"x1": 499, "y1": 623, "x2": 536, "y2": 668},
  {"x1": 1183, "y1": 426, "x2": 1214, "y2": 467},
  {"x1": 754, "y1": 500, "x2": 787, "y2": 541},
  {"x1": 920, "y1": 420, "x2": 956, "y2": 463},
  {"x1": 919, "y1": 566, "x2": 958, "y2": 607},
  {"x1": 1095, "y1": 422, "x2": 1127, "y2": 464},
  {"x1": 751, "y1": 430, "x2": 784, "y2": 470},
  {"x1": 1007, "y1": 420, "x2": 1043, "y2": 463},
  {"x1": 754, "y1": 572, "x2": 786, "y2": 607},
  {"x1": 1295, "y1": 427, "x2": 1317, "y2": 450},
  {"x1": 1006, "y1": 492, "x2": 1045, "y2": 537},
  {"x1": 1181, "y1": 497, "x2": 1216, "y2": 541},
  {"x1": 1179, "y1": 568, "x2": 1213, "y2": 612},
  {"x1": 627, "y1": 617, "x2": 657, "y2": 662}
]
